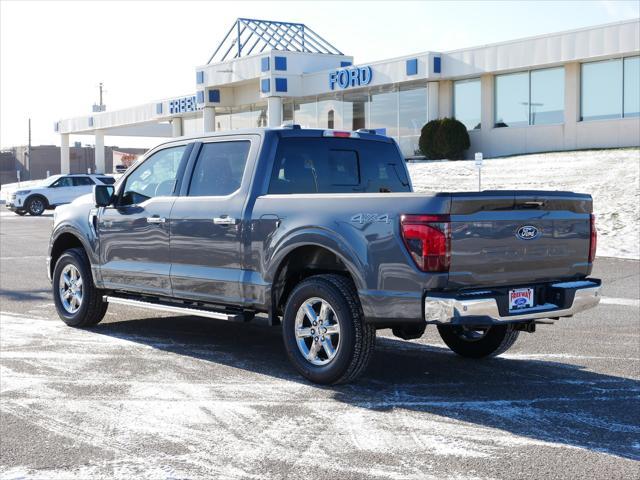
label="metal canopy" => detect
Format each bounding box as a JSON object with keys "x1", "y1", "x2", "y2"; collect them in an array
[{"x1": 207, "y1": 18, "x2": 344, "y2": 64}]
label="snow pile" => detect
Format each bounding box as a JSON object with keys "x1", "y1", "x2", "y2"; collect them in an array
[{"x1": 408, "y1": 148, "x2": 640, "y2": 259}]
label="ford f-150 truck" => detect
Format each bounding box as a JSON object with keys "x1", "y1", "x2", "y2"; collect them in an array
[{"x1": 47, "y1": 127, "x2": 601, "y2": 384}]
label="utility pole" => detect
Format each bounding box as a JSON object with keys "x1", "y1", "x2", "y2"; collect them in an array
[{"x1": 99, "y1": 82, "x2": 104, "y2": 109}]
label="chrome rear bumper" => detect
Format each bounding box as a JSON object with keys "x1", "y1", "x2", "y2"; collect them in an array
[{"x1": 424, "y1": 280, "x2": 601, "y2": 325}]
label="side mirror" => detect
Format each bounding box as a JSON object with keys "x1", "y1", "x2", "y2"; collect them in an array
[{"x1": 93, "y1": 185, "x2": 115, "y2": 207}]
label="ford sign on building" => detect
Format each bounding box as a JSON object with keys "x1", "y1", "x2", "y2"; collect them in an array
[{"x1": 54, "y1": 18, "x2": 640, "y2": 174}]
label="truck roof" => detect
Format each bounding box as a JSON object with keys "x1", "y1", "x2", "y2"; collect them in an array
[{"x1": 153, "y1": 126, "x2": 395, "y2": 150}]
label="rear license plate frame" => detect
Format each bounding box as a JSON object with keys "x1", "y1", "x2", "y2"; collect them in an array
[{"x1": 509, "y1": 287, "x2": 535, "y2": 311}]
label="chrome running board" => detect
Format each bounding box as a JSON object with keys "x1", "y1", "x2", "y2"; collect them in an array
[{"x1": 103, "y1": 295, "x2": 246, "y2": 322}]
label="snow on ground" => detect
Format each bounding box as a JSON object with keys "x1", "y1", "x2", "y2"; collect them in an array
[{"x1": 408, "y1": 148, "x2": 640, "y2": 260}]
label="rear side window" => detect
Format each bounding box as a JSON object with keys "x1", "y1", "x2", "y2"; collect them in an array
[
  {"x1": 97, "y1": 176, "x2": 115, "y2": 185},
  {"x1": 268, "y1": 137, "x2": 410, "y2": 194},
  {"x1": 72, "y1": 177, "x2": 94, "y2": 186},
  {"x1": 188, "y1": 141, "x2": 250, "y2": 196}
]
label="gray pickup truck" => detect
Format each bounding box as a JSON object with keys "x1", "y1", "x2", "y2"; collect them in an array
[{"x1": 47, "y1": 126, "x2": 601, "y2": 384}]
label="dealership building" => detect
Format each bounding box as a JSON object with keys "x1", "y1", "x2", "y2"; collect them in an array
[{"x1": 55, "y1": 18, "x2": 639, "y2": 172}]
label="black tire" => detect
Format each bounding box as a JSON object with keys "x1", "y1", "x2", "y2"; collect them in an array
[
  {"x1": 282, "y1": 274, "x2": 375, "y2": 385},
  {"x1": 26, "y1": 196, "x2": 47, "y2": 216},
  {"x1": 437, "y1": 324, "x2": 519, "y2": 358},
  {"x1": 15, "y1": 210, "x2": 27, "y2": 216},
  {"x1": 52, "y1": 247, "x2": 108, "y2": 327}
]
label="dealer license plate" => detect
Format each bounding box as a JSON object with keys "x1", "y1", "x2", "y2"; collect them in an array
[{"x1": 509, "y1": 288, "x2": 534, "y2": 311}]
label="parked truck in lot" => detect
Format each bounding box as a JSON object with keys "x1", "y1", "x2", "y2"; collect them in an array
[{"x1": 47, "y1": 126, "x2": 601, "y2": 384}]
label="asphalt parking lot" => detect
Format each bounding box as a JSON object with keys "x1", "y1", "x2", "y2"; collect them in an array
[{"x1": 1, "y1": 210, "x2": 639, "y2": 480}]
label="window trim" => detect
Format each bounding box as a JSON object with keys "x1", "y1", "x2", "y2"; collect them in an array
[{"x1": 114, "y1": 143, "x2": 191, "y2": 207}]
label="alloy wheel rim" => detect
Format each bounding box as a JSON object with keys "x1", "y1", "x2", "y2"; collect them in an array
[
  {"x1": 30, "y1": 199, "x2": 43, "y2": 214},
  {"x1": 59, "y1": 264, "x2": 83, "y2": 314},
  {"x1": 295, "y1": 297, "x2": 341, "y2": 366}
]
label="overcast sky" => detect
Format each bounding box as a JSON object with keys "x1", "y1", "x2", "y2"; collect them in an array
[{"x1": 1, "y1": 0, "x2": 639, "y2": 149}]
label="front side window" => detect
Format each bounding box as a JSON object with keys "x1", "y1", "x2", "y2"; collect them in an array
[
  {"x1": 120, "y1": 145, "x2": 187, "y2": 205},
  {"x1": 453, "y1": 78, "x2": 481, "y2": 130},
  {"x1": 51, "y1": 177, "x2": 73, "y2": 188},
  {"x1": 581, "y1": 59, "x2": 622, "y2": 121},
  {"x1": 188, "y1": 141, "x2": 250, "y2": 197}
]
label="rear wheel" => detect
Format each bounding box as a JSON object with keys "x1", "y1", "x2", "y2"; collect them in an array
[
  {"x1": 437, "y1": 324, "x2": 519, "y2": 358},
  {"x1": 282, "y1": 274, "x2": 375, "y2": 384},
  {"x1": 26, "y1": 196, "x2": 46, "y2": 216},
  {"x1": 52, "y1": 248, "x2": 107, "y2": 327}
]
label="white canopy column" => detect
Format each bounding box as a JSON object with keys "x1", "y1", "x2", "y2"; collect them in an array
[
  {"x1": 60, "y1": 134, "x2": 70, "y2": 174},
  {"x1": 94, "y1": 130, "x2": 105, "y2": 173},
  {"x1": 203, "y1": 107, "x2": 216, "y2": 132},
  {"x1": 267, "y1": 96, "x2": 283, "y2": 127},
  {"x1": 171, "y1": 117, "x2": 183, "y2": 137}
]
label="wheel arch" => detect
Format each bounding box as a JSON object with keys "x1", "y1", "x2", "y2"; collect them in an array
[
  {"x1": 267, "y1": 232, "x2": 367, "y2": 317},
  {"x1": 49, "y1": 229, "x2": 94, "y2": 280},
  {"x1": 25, "y1": 193, "x2": 49, "y2": 209}
]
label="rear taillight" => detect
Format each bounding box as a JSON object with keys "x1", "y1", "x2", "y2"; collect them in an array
[
  {"x1": 589, "y1": 213, "x2": 597, "y2": 263},
  {"x1": 400, "y1": 214, "x2": 451, "y2": 273}
]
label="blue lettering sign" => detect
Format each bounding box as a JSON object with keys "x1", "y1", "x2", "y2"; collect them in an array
[
  {"x1": 329, "y1": 66, "x2": 373, "y2": 90},
  {"x1": 169, "y1": 95, "x2": 201, "y2": 114}
]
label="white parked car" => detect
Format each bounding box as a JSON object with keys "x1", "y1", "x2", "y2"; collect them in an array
[{"x1": 6, "y1": 174, "x2": 116, "y2": 216}]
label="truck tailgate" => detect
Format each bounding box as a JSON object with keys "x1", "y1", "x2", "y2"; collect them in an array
[{"x1": 448, "y1": 191, "x2": 593, "y2": 289}]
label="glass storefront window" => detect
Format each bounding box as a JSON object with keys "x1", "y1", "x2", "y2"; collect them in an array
[
  {"x1": 369, "y1": 87, "x2": 398, "y2": 138},
  {"x1": 230, "y1": 103, "x2": 267, "y2": 129},
  {"x1": 495, "y1": 72, "x2": 529, "y2": 127},
  {"x1": 453, "y1": 78, "x2": 481, "y2": 130},
  {"x1": 343, "y1": 92, "x2": 368, "y2": 130},
  {"x1": 294, "y1": 97, "x2": 318, "y2": 128},
  {"x1": 581, "y1": 59, "x2": 623, "y2": 121},
  {"x1": 624, "y1": 56, "x2": 640, "y2": 118},
  {"x1": 282, "y1": 101, "x2": 294, "y2": 123},
  {"x1": 398, "y1": 84, "x2": 428, "y2": 157},
  {"x1": 214, "y1": 107, "x2": 232, "y2": 131},
  {"x1": 317, "y1": 95, "x2": 344, "y2": 129},
  {"x1": 530, "y1": 67, "x2": 564, "y2": 125}
]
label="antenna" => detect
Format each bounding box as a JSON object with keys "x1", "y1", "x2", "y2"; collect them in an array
[{"x1": 92, "y1": 82, "x2": 106, "y2": 112}]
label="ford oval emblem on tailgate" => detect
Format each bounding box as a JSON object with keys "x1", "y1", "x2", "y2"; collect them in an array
[{"x1": 516, "y1": 225, "x2": 540, "y2": 240}]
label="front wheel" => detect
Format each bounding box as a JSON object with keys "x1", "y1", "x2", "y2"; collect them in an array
[
  {"x1": 26, "y1": 196, "x2": 46, "y2": 216},
  {"x1": 52, "y1": 248, "x2": 108, "y2": 327},
  {"x1": 437, "y1": 324, "x2": 519, "y2": 358},
  {"x1": 282, "y1": 274, "x2": 375, "y2": 384}
]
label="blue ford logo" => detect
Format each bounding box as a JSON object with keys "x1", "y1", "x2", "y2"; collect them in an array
[
  {"x1": 517, "y1": 225, "x2": 539, "y2": 240},
  {"x1": 514, "y1": 297, "x2": 528, "y2": 306}
]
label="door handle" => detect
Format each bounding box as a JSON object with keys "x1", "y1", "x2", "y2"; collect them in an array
[
  {"x1": 146, "y1": 216, "x2": 166, "y2": 224},
  {"x1": 213, "y1": 216, "x2": 237, "y2": 225}
]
